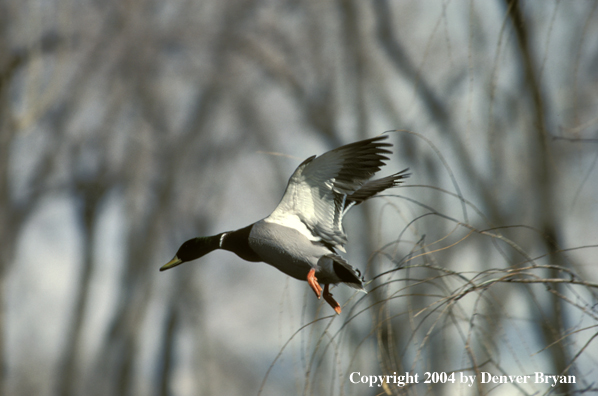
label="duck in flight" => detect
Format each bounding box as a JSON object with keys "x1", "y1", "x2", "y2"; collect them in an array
[{"x1": 160, "y1": 135, "x2": 409, "y2": 314}]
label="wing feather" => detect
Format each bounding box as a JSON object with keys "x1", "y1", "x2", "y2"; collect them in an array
[{"x1": 265, "y1": 135, "x2": 407, "y2": 250}]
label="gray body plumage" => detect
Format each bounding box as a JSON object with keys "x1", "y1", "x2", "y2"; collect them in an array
[{"x1": 248, "y1": 220, "x2": 363, "y2": 288}]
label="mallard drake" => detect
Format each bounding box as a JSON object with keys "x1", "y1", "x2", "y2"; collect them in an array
[{"x1": 160, "y1": 135, "x2": 409, "y2": 314}]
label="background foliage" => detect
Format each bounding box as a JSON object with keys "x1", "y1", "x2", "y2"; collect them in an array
[{"x1": 1, "y1": 0, "x2": 597, "y2": 395}]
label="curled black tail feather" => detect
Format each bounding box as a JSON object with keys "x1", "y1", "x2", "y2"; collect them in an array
[{"x1": 326, "y1": 254, "x2": 366, "y2": 292}]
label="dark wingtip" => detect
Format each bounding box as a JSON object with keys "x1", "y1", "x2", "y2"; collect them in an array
[{"x1": 394, "y1": 168, "x2": 411, "y2": 180}]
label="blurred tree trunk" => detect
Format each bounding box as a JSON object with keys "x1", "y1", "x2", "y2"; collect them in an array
[
  {"x1": 57, "y1": 177, "x2": 108, "y2": 396},
  {"x1": 504, "y1": 1, "x2": 570, "y2": 393},
  {"x1": 0, "y1": 101, "x2": 14, "y2": 396},
  {"x1": 0, "y1": 20, "x2": 23, "y2": 392},
  {"x1": 1, "y1": 28, "x2": 63, "y2": 394}
]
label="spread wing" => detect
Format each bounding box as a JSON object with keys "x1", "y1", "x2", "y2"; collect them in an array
[{"x1": 265, "y1": 135, "x2": 407, "y2": 250}]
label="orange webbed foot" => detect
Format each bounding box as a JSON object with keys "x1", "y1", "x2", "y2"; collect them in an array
[
  {"x1": 307, "y1": 268, "x2": 322, "y2": 299},
  {"x1": 323, "y1": 284, "x2": 341, "y2": 314}
]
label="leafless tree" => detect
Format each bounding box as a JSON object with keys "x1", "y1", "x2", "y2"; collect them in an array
[{"x1": 1, "y1": 0, "x2": 597, "y2": 395}]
